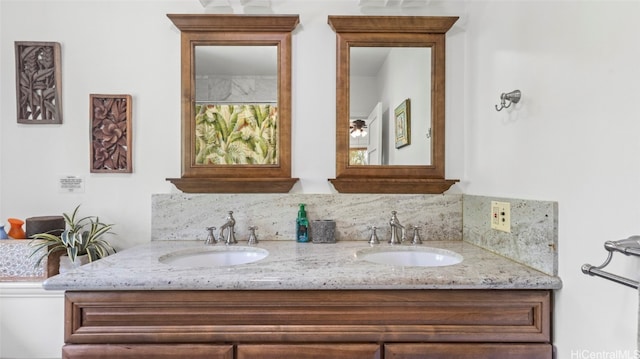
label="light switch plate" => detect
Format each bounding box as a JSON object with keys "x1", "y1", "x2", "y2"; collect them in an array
[{"x1": 491, "y1": 201, "x2": 511, "y2": 233}]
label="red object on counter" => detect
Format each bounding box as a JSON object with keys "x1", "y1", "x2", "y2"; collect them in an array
[{"x1": 7, "y1": 218, "x2": 26, "y2": 239}]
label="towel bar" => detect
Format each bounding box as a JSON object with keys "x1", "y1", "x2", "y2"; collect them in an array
[{"x1": 582, "y1": 236, "x2": 640, "y2": 289}]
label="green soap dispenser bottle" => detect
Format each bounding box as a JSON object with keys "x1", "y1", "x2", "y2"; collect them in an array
[{"x1": 296, "y1": 203, "x2": 309, "y2": 242}]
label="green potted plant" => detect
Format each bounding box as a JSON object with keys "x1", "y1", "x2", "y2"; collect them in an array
[{"x1": 30, "y1": 205, "x2": 116, "y2": 272}]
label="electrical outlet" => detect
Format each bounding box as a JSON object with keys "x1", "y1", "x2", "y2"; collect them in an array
[{"x1": 491, "y1": 201, "x2": 511, "y2": 233}]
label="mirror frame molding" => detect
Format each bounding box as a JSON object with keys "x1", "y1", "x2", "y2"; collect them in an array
[
  {"x1": 166, "y1": 14, "x2": 299, "y2": 193},
  {"x1": 328, "y1": 16, "x2": 459, "y2": 194}
]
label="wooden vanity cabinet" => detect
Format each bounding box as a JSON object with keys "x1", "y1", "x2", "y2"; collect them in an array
[{"x1": 61, "y1": 290, "x2": 552, "y2": 359}]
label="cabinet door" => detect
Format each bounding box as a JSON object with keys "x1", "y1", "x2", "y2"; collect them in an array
[
  {"x1": 385, "y1": 343, "x2": 552, "y2": 359},
  {"x1": 237, "y1": 344, "x2": 381, "y2": 359},
  {"x1": 62, "y1": 344, "x2": 233, "y2": 359}
]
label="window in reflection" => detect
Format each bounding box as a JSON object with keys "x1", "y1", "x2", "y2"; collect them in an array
[{"x1": 350, "y1": 148, "x2": 368, "y2": 166}]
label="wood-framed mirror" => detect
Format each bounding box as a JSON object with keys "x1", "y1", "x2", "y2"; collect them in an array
[
  {"x1": 166, "y1": 14, "x2": 299, "y2": 193},
  {"x1": 328, "y1": 16, "x2": 459, "y2": 194}
]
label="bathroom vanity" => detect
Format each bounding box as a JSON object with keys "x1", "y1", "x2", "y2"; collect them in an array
[{"x1": 44, "y1": 241, "x2": 561, "y2": 359}]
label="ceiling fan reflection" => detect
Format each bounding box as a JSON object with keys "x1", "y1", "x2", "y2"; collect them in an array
[{"x1": 350, "y1": 119, "x2": 368, "y2": 138}]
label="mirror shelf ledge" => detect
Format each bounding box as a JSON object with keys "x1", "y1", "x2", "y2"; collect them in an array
[
  {"x1": 329, "y1": 178, "x2": 458, "y2": 194},
  {"x1": 166, "y1": 177, "x2": 299, "y2": 194}
]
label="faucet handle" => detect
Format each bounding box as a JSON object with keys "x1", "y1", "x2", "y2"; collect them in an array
[
  {"x1": 205, "y1": 226, "x2": 217, "y2": 245},
  {"x1": 247, "y1": 226, "x2": 259, "y2": 245},
  {"x1": 411, "y1": 225, "x2": 422, "y2": 245},
  {"x1": 368, "y1": 226, "x2": 380, "y2": 245}
]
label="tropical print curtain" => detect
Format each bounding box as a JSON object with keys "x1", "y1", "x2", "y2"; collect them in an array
[{"x1": 195, "y1": 104, "x2": 278, "y2": 165}]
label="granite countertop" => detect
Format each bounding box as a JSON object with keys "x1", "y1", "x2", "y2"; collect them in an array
[{"x1": 42, "y1": 240, "x2": 562, "y2": 291}]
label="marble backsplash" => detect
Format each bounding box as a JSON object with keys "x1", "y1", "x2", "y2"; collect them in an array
[
  {"x1": 463, "y1": 195, "x2": 558, "y2": 276},
  {"x1": 152, "y1": 193, "x2": 464, "y2": 243},
  {"x1": 152, "y1": 193, "x2": 558, "y2": 276}
]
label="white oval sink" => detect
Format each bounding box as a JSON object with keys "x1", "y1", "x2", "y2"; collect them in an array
[
  {"x1": 159, "y1": 247, "x2": 268, "y2": 268},
  {"x1": 355, "y1": 246, "x2": 463, "y2": 267}
]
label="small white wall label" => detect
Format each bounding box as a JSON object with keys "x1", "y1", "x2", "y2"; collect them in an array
[{"x1": 58, "y1": 176, "x2": 85, "y2": 193}]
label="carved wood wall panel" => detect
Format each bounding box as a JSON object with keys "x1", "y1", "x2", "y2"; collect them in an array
[
  {"x1": 14, "y1": 41, "x2": 63, "y2": 124},
  {"x1": 90, "y1": 94, "x2": 133, "y2": 173}
]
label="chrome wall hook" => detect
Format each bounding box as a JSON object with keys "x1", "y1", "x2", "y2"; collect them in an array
[{"x1": 495, "y1": 89, "x2": 521, "y2": 111}]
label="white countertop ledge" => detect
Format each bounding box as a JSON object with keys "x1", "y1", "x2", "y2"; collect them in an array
[{"x1": 42, "y1": 240, "x2": 562, "y2": 291}]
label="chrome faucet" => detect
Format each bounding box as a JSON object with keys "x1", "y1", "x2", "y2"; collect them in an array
[
  {"x1": 219, "y1": 211, "x2": 237, "y2": 245},
  {"x1": 388, "y1": 211, "x2": 406, "y2": 245}
]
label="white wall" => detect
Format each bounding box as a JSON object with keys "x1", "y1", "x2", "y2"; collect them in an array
[
  {"x1": 350, "y1": 75, "x2": 378, "y2": 118},
  {"x1": 0, "y1": 283, "x2": 64, "y2": 358},
  {"x1": 380, "y1": 47, "x2": 431, "y2": 165},
  {"x1": 0, "y1": 0, "x2": 203, "y2": 249},
  {"x1": 461, "y1": 1, "x2": 640, "y2": 356},
  {"x1": 2, "y1": 0, "x2": 639, "y2": 357}
]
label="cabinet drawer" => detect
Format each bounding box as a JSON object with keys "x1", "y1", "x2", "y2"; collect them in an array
[
  {"x1": 65, "y1": 290, "x2": 550, "y2": 344},
  {"x1": 61, "y1": 344, "x2": 233, "y2": 359},
  {"x1": 237, "y1": 344, "x2": 380, "y2": 359},
  {"x1": 385, "y1": 343, "x2": 552, "y2": 359}
]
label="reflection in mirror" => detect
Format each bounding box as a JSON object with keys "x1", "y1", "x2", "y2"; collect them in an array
[
  {"x1": 195, "y1": 46, "x2": 279, "y2": 165},
  {"x1": 349, "y1": 47, "x2": 431, "y2": 166},
  {"x1": 195, "y1": 46, "x2": 277, "y2": 103},
  {"x1": 194, "y1": 103, "x2": 278, "y2": 165}
]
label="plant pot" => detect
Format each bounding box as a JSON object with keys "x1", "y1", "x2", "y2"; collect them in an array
[{"x1": 59, "y1": 254, "x2": 90, "y2": 274}]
